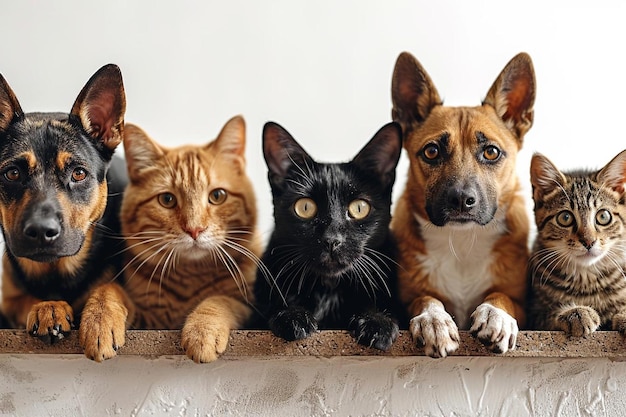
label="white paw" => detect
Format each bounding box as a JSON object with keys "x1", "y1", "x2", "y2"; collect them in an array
[
  {"x1": 470, "y1": 303, "x2": 518, "y2": 353},
  {"x1": 409, "y1": 306, "x2": 459, "y2": 358}
]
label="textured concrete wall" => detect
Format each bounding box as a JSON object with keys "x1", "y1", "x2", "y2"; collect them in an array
[{"x1": 2, "y1": 354, "x2": 626, "y2": 416}]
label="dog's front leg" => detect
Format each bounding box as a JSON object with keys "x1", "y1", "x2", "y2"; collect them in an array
[
  {"x1": 79, "y1": 282, "x2": 134, "y2": 362},
  {"x1": 408, "y1": 296, "x2": 460, "y2": 358},
  {"x1": 469, "y1": 292, "x2": 521, "y2": 354}
]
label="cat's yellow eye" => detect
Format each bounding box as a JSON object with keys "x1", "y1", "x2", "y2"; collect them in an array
[
  {"x1": 422, "y1": 143, "x2": 440, "y2": 161},
  {"x1": 556, "y1": 210, "x2": 574, "y2": 227},
  {"x1": 348, "y1": 199, "x2": 371, "y2": 220},
  {"x1": 209, "y1": 188, "x2": 227, "y2": 205},
  {"x1": 294, "y1": 198, "x2": 317, "y2": 219},
  {"x1": 483, "y1": 146, "x2": 501, "y2": 161},
  {"x1": 596, "y1": 209, "x2": 612, "y2": 226},
  {"x1": 158, "y1": 192, "x2": 177, "y2": 209}
]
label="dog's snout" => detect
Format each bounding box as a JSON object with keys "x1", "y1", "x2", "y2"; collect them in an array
[
  {"x1": 447, "y1": 188, "x2": 477, "y2": 212},
  {"x1": 23, "y1": 202, "x2": 62, "y2": 245}
]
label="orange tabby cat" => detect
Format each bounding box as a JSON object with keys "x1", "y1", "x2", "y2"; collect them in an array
[{"x1": 121, "y1": 115, "x2": 261, "y2": 363}]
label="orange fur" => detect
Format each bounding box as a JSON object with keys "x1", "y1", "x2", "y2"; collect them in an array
[
  {"x1": 390, "y1": 52, "x2": 535, "y2": 357},
  {"x1": 120, "y1": 115, "x2": 261, "y2": 363}
]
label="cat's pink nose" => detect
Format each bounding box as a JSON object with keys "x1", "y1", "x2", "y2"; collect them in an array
[{"x1": 185, "y1": 227, "x2": 206, "y2": 240}]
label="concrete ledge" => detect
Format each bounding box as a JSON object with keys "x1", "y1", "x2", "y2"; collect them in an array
[{"x1": 0, "y1": 330, "x2": 625, "y2": 358}]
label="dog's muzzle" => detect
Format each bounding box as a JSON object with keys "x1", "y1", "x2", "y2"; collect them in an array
[
  {"x1": 426, "y1": 180, "x2": 496, "y2": 227},
  {"x1": 7, "y1": 197, "x2": 85, "y2": 262}
]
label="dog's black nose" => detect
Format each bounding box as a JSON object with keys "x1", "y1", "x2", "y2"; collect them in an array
[
  {"x1": 447, "y1": 188, "x2": 477, "y2": 212},
  {"x1": 24, "y1": 216, "x2": 61, "y2": 244}
]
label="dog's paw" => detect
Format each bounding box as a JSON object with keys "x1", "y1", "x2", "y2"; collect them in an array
[
  {"x1": 470, "y1": 303, "x2": 518, "y2": 353},
  {"x1": 269, "y1": 307, "x2": 319, "y2": 341},
  {"x1": 349, "y1": 312, "x2": 399, "y2": 351},
  {"x1": 26, "y1": 301, "x2": 74, "y2": 344},
  {"x1": 409, "y1": 306, "x2": 459, "y2": 358},
  {"x1": 79, "y1": 300, "x2": 128, "y2": 362},
  {"x1": 556, "y1": 305, "x2": 600, "y2": 337},
  {"x1": 181, "y1": 317, "x2": 231, "y2": 363}
]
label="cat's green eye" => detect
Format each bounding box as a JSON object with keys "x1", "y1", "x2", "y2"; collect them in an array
[
  {"x1": 556, "y1": 210, "x2": 574, "y2": 227},
  {"x1": 158, "y1": 192, "x2": 177, "y2": 209},
  {"x1": 596, "y1": 209, "x2": 612, "y2": 226},
  {"x1": 209, "y1": 188, "x2": 227, "y2": 205},
  {"x1": 294, "y1": 198, "x2": 317, "y2": 219},
  {"x1": 348, "y1": 199, "x2": 371, "y2": 220}
]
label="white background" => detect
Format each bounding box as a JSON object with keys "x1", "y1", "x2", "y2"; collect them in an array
[{"x1": 2, "y1": 1, "x2": 626, "y2": 239}]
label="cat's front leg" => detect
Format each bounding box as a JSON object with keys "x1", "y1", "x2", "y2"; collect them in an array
[
  {"x1": 349, "y1": 310, "x2": 399, "y2": 351},
  {"x1": 408, "y1": 296, "x2": 459, "y2": 358},
  {"x1": 611, "y1": 310, "x2": 626, "y2": 334},
  {"x1": 555, "y1": 304, "x2": 601, "y2": 337},
  {"x1": 269, "y1": 306, "x2": 318, "y2": 341},
  {"x1": 181, "y1": 295, "x2": 251, "y2": 363}
]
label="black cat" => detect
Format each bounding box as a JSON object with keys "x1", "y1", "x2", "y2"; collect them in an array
[{"x1": 254, "y1": 121, "x2": 404, "y2": 351}]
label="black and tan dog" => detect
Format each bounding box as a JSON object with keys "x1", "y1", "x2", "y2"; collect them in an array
[
  {"x1": 390, "y1": 52, "x2": 535, "y2": 357},
  {"x1": 0, "y1": 64, "x2": 133, "y2": 361}
]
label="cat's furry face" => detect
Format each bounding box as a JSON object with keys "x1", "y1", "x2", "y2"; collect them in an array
[
  {"x1": 121, "y1": 116, "x2": 258, "y2": 267},
  {"x1": 530, "y1": 151, "x2": 626, "y2": 272},
  {"x1": 262, "y1": 122, "x2": 401, "y2": 284}
]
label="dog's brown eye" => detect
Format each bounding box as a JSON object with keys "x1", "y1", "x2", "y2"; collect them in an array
[
  {"x1": 209, "y1": 188, "x2": 227, "y2": 205},
  {"x1": 158, "y1": 192, "x2": 177, "y2": 209},
  {"x1": 556, "y1": 210, "x2": 574, "y2": 227},
  {"x1": 71, "y1": 168, "x2": 87, "y2": 182},
  {"x1": 4, "y1": 167, "x2": 20, "y2": 182},
  {"x1": 423, "y1": 144, "x2": 440, "y2": 160},
  {"x1": 483, "y1": 146, "x2": 501, "y2": 161}
]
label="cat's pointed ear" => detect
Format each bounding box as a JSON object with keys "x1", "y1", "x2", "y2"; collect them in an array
[
  {"x1": 123, "y1": 123, "x2": 164, "y2": 182},
  {"x1": 597, "y1": 150, "x2": 626, "y2": 194},
  {"x1": 214, "y1": 115, "x2": 246, "y2": 157},
  {"x1": 352, "y1": 122, "x2": 402, "y2": 187},
  {"x1": 263, "y1": 122, "x2": 310, "y2": 179},
  {"x1": 70, "y1": 64, "x2": 126, "y2": 154},
  {"x1": 0, "y1": 74, "x2": 24, "y2": 132},
  {"x1": 391, "y1": 52, "x2": 442, "y2": 134},
  {"x1": 483, "y1": 53, "x2": 535, "y2": 143},
  {"x1": 530, "y1": 153, "x2": 566, "y2": 202}
]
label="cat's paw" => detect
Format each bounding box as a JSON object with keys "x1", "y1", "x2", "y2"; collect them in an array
[
  {"x1": 26, "y1": 301, "x2": 74, "y2": 344},
  {"x1": 79, "y1": 298, "x2": 128, "y2": 362},
  {"x1": 409, "y1": 305, "x2": 459, "y2": 358},
  {"x1": 181, "y1": 318, "x2": 231, "y2": 363},
  {"x1": 611, "y1": 312, "x2": 626, "y2": 334},
  {"x1": 349, "y1": 312, "x2": 399, "y2": 351},
  {"x1": 556, "y1": 305, "x2": 600, "y2": 337},
  {"x1": 269, "y1": 308, "x2": 318, "y2": 341},
  {"x1": 470, "y1": 303, "x2": 518, "y2": 353}
]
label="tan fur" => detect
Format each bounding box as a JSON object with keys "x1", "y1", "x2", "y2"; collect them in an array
[
  {"x1": 120, "y1": 115, "x2": 260, "y2": 363},
  {"x1": 391, "y1": 52, "x2": 535, "y2": 357}
]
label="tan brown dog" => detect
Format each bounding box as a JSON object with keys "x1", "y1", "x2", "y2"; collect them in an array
[{"x1": 390, "y1": 52, "x2": 535, "y2": 357}]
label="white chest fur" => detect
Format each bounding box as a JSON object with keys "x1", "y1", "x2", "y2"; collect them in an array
[{"x1": 415, "y1": 214, "x2": 505, "y2": 328}]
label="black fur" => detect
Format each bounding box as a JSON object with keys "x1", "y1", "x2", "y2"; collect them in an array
[{"x1": 254, "y1": 121, "x2": 405, "y2": 351}]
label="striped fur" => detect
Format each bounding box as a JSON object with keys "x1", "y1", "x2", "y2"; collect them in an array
[
  {"x1": 529, "y1": 151, "x2": 626, "y2": 335},
  {"x1": 121, "y1": 115, "x2": 261, "y2": 362}
]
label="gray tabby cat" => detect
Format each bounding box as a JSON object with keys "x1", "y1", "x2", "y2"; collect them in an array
[{"x1": 528, "y1": 150, "x2": 626, "y2": 335}]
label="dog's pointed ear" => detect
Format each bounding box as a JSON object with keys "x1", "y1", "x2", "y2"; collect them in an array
[
  {"x1": 597, "y1": 150, "x2": 626, "y2": 194},
  {"x1": 70, "y1": 64, "x2": 126, "y2": 152},
  {"x1": 530, "y1": 153, "x2": 566, "y2": 203},
  {"x1": 391, "y1": 52, "x2": 442, "y2": 134},
  {"x1": 263, "y1": 122, "x2": 311, "y2": 184},
  {"x1": 483, "y1": 52, "x2": 535, "y2": 142},
  {"x1": 0, "y1": 74, "x2": 24, "y2": 132},
  {"x1": 123, "y1": 123, "x2": 164, "y2": 182},
  {"x1": 352, "y1": 122, "x2": 402, "y2": 187},
  {"x1": 213, "y1": 115, "x2": 246, "y2": 158}
]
